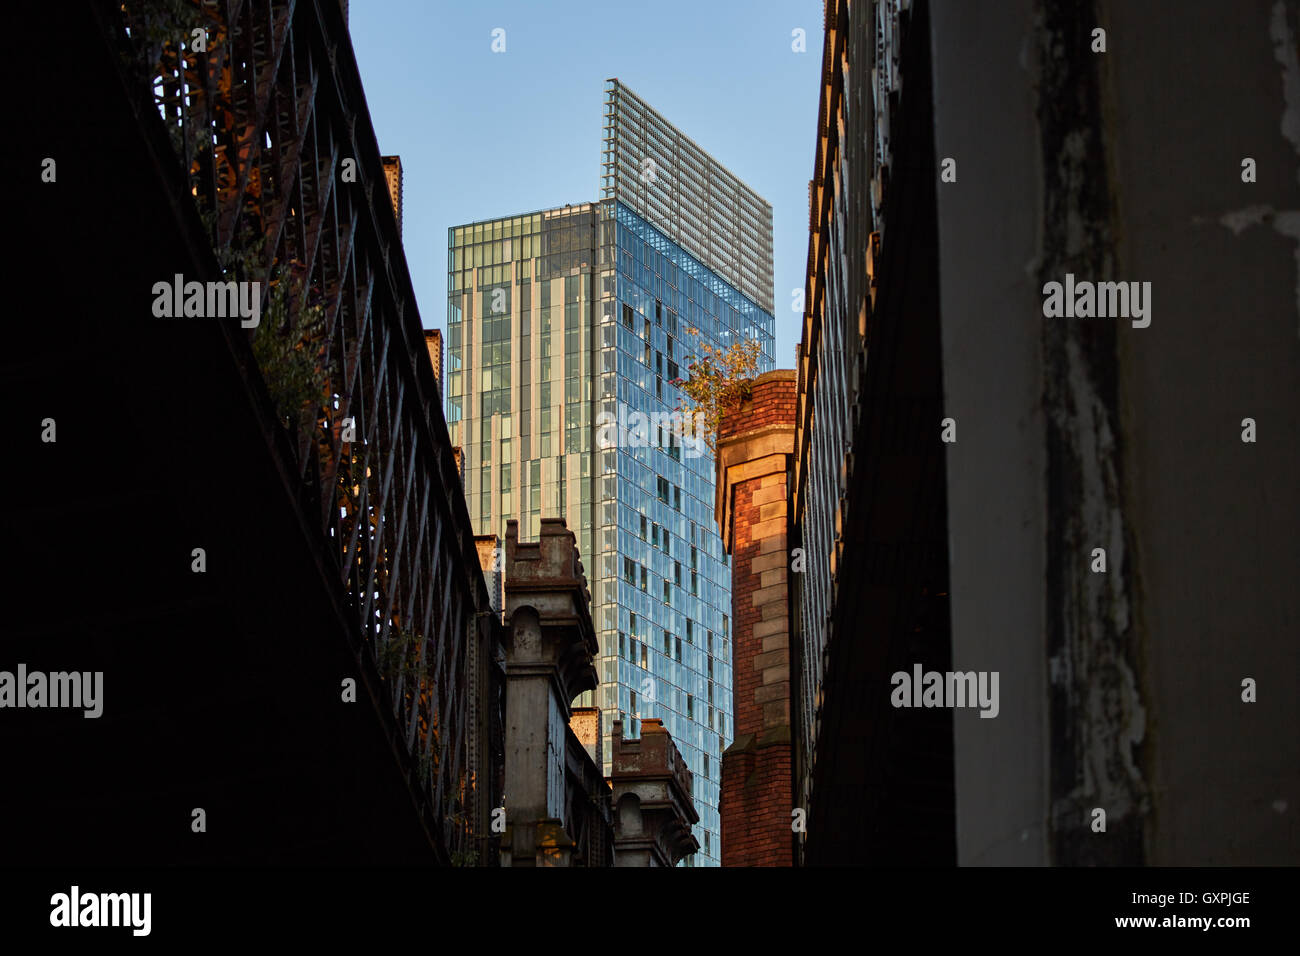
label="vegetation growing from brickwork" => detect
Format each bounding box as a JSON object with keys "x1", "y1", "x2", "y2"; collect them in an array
[{"x1": 671, "y1": 327, "x2": 763, "y2": 453}]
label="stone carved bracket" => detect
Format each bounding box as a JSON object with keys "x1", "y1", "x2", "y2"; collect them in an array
[
  {"x1": 503, "y1": 518, "x2": 599, "y2": 708},
  {"x1": 611, "y1": 719, "x2": 701, "y2": 867}
]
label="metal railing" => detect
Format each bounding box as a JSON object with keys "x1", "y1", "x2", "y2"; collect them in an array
[{"x1": 112, "y1": 0, "x2": 500, "y2": 863}]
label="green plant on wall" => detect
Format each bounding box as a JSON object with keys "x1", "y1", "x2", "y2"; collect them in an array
[
  {"x1": 377, "y1": 625, "x2": 419, "y2": 683},
  {"x1": 671, "y1": 327, "x2": 762, "y2": 453},
  {"x1": 118, "y1": 0, "x2": 222, "y2": 164},
  {"x1": 250, "y1": 261, "x2": 329, "y2": 434},
  {"x1": 377, "y1": 624, "x2": 416, "y2": 686},
  {"x1": 444, "y1": 808, "x2": 477, "y2": 866},
  {"x1": 449, "y1": 848, "x2": 479, "y2": 867},
  {"x1": 195, "y1": 224, "x2": 328, "y2": 439},
  {"x1": 122, "y1": 1, "x2": 330, "y2": 445}
]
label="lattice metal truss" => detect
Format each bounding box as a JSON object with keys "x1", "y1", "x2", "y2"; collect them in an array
[{"x1": 113, "y1": 0, "x2": 502, "y2": 864}]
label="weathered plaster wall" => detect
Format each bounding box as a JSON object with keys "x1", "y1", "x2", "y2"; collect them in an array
[
  {"x1": 1106, "y1": 0, "x2": 1300, "y2": 864},
  {"x1": 931, "y1": 0, "x2": 1052, "y2": 865},
  {"x1": 931, "y1": 0, "x2": 1299, "y2": 865}
]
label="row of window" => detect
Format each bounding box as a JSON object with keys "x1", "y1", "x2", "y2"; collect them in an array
[
  {"x1": 615, "y1": 205, "x2": 774, "y2": 342},
  {"x1": 449, "y1": 213, "x2": 544, "y2": 247},
  {"x1": 623, "y1": 554, "x2": 702, "y2": 596},
  {"x1": 617, "y1": 649, "x2": 718, "y2": 721}
]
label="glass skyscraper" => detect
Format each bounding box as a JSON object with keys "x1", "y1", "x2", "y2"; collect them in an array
[{"x1": 446, "y1": 80, "x2": 773, "y2": 865}]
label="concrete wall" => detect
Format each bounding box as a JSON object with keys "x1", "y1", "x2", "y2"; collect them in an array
[
  {"x1": 930, "y1": 0, "x2": 1051, "y2": 865},
  {"x1": 931, "y1": 0, "x2": 1299, "y2": 864},
  {"x1": 1107, "y1": 0, "x2": 1299, "y2": 865}
]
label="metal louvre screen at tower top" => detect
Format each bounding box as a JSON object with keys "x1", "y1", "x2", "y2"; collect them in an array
[{"x1": 601, "y1": 80, "x2": 775, "y2": 316}]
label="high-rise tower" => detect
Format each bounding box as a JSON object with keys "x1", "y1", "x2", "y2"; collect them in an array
[{"x1": 446, "y1": 80, "x2": 773, "y2": 864}]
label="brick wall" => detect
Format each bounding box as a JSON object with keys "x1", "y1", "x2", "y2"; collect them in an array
[
  {"x1": 718, "y1": 376, "x2": 799, "y2": 442},
  {"x1": 715, "y1": 371, "x2": 797, "y2": 866}
]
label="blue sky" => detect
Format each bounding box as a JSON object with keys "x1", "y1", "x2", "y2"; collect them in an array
[{"x1": 349, "y1": 0, "x2": 823, "y2": 365}]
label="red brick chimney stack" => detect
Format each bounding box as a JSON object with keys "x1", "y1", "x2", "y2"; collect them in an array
[{"x1": 714, "y1": 370, "x2": 797, "y2": 866}]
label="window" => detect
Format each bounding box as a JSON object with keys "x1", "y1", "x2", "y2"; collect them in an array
[
  {"x1": 687, "y1": 695, "x2": 694, "y2": 719},
  {"x1": 624, "y1": 557, "x2": 635, "y2": 585},
  {"x1": 675, "y1": 636, "x2": 682, "y2": 660},
  {"x1": 640, "y1": 566, "x2": 648, "y2": 592},
  {"x1": 501, "y1": 463, "x2": 513, "y2": 521}
]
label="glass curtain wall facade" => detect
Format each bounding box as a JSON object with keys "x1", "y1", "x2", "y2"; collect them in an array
[
  {"x1": 447, "y1": 81, "x2": 774, "y2": 866},
  {"x1": 601, "y1": 79, "x2": 775, "y2": 318},
  {"x1": 597, "y1": 200, "x2": 773, "y2": 867},
  {"x1": 599, "y1": 80, "x2": 774, "y2": 866},
  {"x1": 446, "y1": 203, "x2": 601, "y2": 564}
]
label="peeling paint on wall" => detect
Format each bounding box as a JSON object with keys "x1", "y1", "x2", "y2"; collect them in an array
[
  {"x1": 1035, "y1": 0, "x2": 1148, "y2": 865},
  {"x1": 1214, "y1": 205, "x2": 1300, "y2": 343},
  {"x1": 1270, "y1": 2, "x2": 1300, "y2": 169},
  {"x1": 1204, "y1": 4, "x2": 1300, "y2": 339}
]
